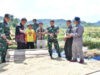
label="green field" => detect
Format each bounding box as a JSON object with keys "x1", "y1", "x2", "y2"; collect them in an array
[{"x1": 58, "y1": 27, "x2": 100, "y2": 49}]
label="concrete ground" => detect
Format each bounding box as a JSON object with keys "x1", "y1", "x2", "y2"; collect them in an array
[{"x1": 0, "y1": 49, "x2": 100, "y2": 75}]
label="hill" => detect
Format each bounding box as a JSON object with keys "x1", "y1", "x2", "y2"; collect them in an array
[{"x1": 0, "y1": 16, "x2": 100, "y2": 27}]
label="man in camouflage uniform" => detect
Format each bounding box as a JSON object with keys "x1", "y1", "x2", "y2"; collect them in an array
[
  {"x1": 0, "y1": 14, "x2": 11, "y2": 63},
  {"x1": 32, "y1": 19, "x2": 39, "y2": 32},
  {"x1": 46, "y1": 20, "x2": 61, "y2": 59},
  {"x1": 32, "y1": 19, "x2": 39, "y2": 48},
  {"x1": 3, "y1": 16, "x2": 11, "y2": 40}
]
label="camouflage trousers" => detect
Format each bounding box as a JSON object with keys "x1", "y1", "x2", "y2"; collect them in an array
[
  {"x1": 47, "y1": 39, "x2": 61, "y2": 58},
  {"x1": 0, "y1": 38, "x2": 7, "y2": 63}
]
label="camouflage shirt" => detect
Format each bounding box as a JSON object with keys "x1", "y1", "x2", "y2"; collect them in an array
[
  {"x1": 2, "y1": 22, "x2": 11, "y2": 39},
  {"x1": 47, "y1": 26, "x2": 59, "y2": 41},
  {"x1": 32, "y1": 23, "x2": 39, "y2": 32},
  {"x1": 0, "y1": 23, "x2": 5, "y2": 38},
  {"x1": 0, "y1": 23, "x2": 7, "y2": 51}
]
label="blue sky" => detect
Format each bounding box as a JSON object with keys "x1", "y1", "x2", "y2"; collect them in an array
[{"x1": 0, "y1": 0, "x2": 100, "y2": 22}]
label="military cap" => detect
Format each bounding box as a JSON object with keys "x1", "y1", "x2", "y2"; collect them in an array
[
  {"x1": 4, "y1": 14, "x2": 11, "y2": 18},
  {"x1": 74, "y1": 17, "x2": 80, "y2": 22}
]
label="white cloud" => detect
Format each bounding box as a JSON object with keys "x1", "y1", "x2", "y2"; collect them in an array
[{"x1": 0, "y1": 0, "x2": 100, "y2": 22}]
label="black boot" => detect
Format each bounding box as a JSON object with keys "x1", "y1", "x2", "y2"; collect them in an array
[
  {"x1": 1, "y1": 58, "x2": 6, "y2": 63},
  {"x1": 79, "y1": 59, "x2": 84, "y2": 64}
]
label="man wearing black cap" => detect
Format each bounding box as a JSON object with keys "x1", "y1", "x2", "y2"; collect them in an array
[
  {"x1": 0, "y1": 14, "x2": 11, "y2": 63},
  {"x1": 15, "y1": 18, "x2": 27, "y2": 49},
  {"x1": 3, "y1": 14, "x2": 11, "y2": 40},
  {"x1": 64, "y1": 20, "x2": 73, "y2": 61},
  {"x1": 68, "y1": 17, "x2": 84, "y2": 63}
]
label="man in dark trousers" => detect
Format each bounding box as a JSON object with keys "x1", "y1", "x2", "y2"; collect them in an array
[
  {"x1": 15, "y1": 18, "x2": 27, "y2": 49},
  {"x1": 64, "y1": 20, "x2": 73, "y2": 61}
]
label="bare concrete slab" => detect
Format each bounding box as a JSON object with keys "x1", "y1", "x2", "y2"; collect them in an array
[{"x1": 0, "y1": 49, "x2": 100, "y2": 75}]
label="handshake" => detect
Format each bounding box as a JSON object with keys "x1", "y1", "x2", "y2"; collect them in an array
[
  {"x1": 6, "y1": 40, "x2": 12, "y2": 45},
  {"x1": 63, "y1": 33, "x2": 73, "y2": 41},
  {"x1": 49, "y1": 33, "x2": 56, "y2": 38}
]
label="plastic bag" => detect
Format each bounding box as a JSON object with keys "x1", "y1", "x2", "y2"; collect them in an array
[{"x1": 52, "y1": 48, "x2": 58, "y2": 58}]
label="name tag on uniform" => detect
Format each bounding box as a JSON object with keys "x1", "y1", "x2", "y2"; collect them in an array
[{"x1": 5, "y1": 25, "x2": 9, "y2": 27}]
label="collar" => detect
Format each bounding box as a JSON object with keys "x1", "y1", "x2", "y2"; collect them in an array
[
  {"x1": 39, "y1": 27, "x2": 43, "y2": 29},
  {"x1": 76, "y1": 24, "x2": 80, "y2": 27},
  {"x1": 68, "y1": 25, "x2": 72, "y2": 28},
  {"x1": 51, "y1": 26, "x2": 55, "y2": 28},
  {"x1": 3, "y1": 21, "x2": 8, "y2": 25},
  {"x1": 20, "y1": 23, "x2": 24, "y2": 27}
]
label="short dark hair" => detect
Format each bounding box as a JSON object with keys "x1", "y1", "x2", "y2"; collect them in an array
[
  {"x1": 28, "y1": 24, "x2": 32, "y2": 26},
  {"x1": 21, "y1": 18, "x2": 27, "y2": 22},
  {"x1": 66, "y1": 20, "x2": 71, "y2": 23},
  {"x1": 39, "y1": 22, "x2": 43, "y2": 25},
  {"x1": 33, "y1": 19, "x2": 37, "y2": 22},
  {"x1": 50, "y1": 20, "x2": 55, "y2": 23}
]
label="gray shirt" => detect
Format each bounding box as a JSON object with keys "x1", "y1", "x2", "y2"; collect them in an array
[{"x1": 71, "y1": 24, "x2": 84, "y2": 43}]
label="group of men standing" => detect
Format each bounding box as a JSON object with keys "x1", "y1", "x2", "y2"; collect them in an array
[
  {"x1": 64, "y1": 17, "x2": 84, "y2": 63},
  {"x1": 46, "y1": 18, "x2": 84, "y2": 64},
  {"x1": 0, "y1": 14, "x2": 84, "y2": 64}
]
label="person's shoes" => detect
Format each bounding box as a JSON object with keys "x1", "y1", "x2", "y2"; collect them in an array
[
  {"x1": 50, "y1": 56, "x2": 54, "y2": 59},
  {"x1": 71, "y1": 59, "x2": 77, "y2": 62},
  {"x1": 2, "y1": 60, "x2": 6, "y2": 63},
  {"x1": 67, "y1": 59, "x2": 72, "y2": 61},
  {"x1": 79, "y1": 59, "x2": 84, "y2": 64},
  {"x1": 58, "y1": 55, "x2": 61, "y2": 58}
]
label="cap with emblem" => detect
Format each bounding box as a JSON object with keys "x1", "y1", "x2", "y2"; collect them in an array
[
  {"x1": 4, "y1": 14, "x2": 11, "y2": 19},
  {"x1": 74, "y1": 17, "x2": 80, "y2": 22}
]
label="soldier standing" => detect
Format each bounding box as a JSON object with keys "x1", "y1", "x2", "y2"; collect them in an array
[
  {"x1": 32, "y1": 19, "x2": 39, "y2": 48},
  {"x1": 46, "y1": 20, "x2": 61, "y2": 59},
  {"x1": 32, "y1": 19, "x2": 39, "y2": 32},
  {"x1": 3, "y1": 14, "x2": 11, "y2": 40},
  {"x1": 69, "y1": 17, "x2": 84, "y2": 63},
  {"x1": 64, "y1": 20, "x2": 73, "y2": 61},
  {"x1": 0, "y1": 14, "x2": 11, "y2": 63}
]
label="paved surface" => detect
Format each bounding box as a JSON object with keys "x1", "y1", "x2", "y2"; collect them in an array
[{"x1": 0, "y1": 49, "x2": 100, "y2": 75}]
